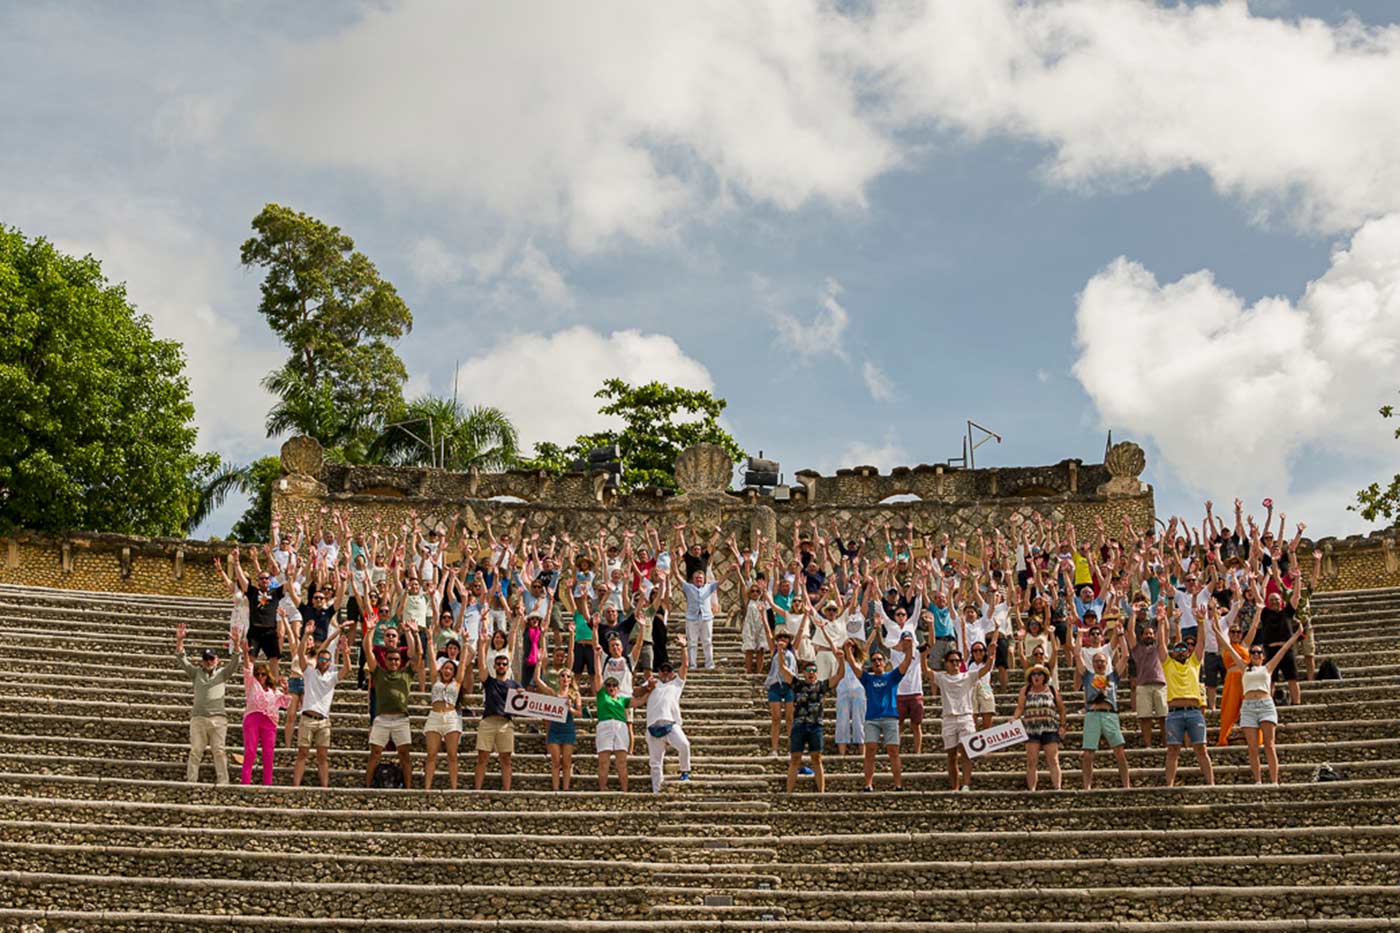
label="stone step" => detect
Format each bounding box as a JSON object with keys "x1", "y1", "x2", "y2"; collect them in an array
[
  {"x1": 4, "y1": 841, "x2": 785, "y2": 890},
  {"x1": 10, "y1": 770, "x2": 1400, "y2": 812},
  {"x1": 7, "y1": 750, "x2": 1398, "y2": 790},
  {"x1": 8, "y1": 791, "x2": 1398, "y2": 835}
]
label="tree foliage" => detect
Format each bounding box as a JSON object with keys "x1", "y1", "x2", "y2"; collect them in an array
[
  {"x1": 228, "y1": 457, "x2": 283, "y2": 544},
  {"x1": 1353, "y1": 397, "x2": 1400, "y2": 524},
  {"x1": 519, "y1": 379, "x2": 744, "y2": 491},
  {"x1": 0, "y1": 226, "x2": 214, "y2": 536},
  {"x1": 374, "y1": 396, "x2": 519, "y2": 472},
  {"x1": 240, "y1": 203, "x2": 412, "y2": 453}
]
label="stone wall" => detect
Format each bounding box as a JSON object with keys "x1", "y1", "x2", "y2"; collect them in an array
[
  {"x1": 1306, "y1": 530, "x2": 1400, "y2": 591},
  {"x1": 0, "y1": 531, "x2": 234, "y2": 598}
]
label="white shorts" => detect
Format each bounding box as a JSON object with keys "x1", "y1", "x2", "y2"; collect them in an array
[
  {"x1": 596, "y1": 719, "x2": 630, "y2": 753},
  {"x1": 973, "y1": 683, "x2": 996, "y2": 715},
  {"x1": 369, "y1": 714, "x2": 411, "y2": 748},
  {"x1": 942, "y1": 714, "x2": 976, "y2": 751},
  {"x1": 424, "y1": 709, "x2": 462, "y2": 736}
]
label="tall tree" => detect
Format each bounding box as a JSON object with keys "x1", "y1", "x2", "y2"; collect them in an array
[
  {"x1": 0, "y1": 226, "x2": 214, "y2": 536},
  {"x1": 520, "y1": 379, "x2": 744, "y2": 491},
  {"x1": 228, "y1": 456, "x2": 283, "y2": 544},
  {"x1": 374, "y1": 396, "x2": 519, "y2": 472},
  {"x1": 1353, "y1": 396, "x2": 1400, "y2": 524},
  {"x1": 240, "y1": 203, "x2": 413, "y2": 452}
]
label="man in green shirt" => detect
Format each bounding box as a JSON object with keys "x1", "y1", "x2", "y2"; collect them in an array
[
  {"x1": 175, "y1": 623, "x2": 241, "y2": 786},
  {"x1": 364, "y1": 620, "x2": 422, "y2": 789}
]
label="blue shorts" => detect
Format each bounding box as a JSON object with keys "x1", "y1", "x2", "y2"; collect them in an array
[
  {"x1": 767, "y1": 683, "x2": 795, "y2": 704},
  {"x1": 791, "y1": 722, "x2": 823, "y2": 754},
  {"x1": 1165, "y1": 706, "x2": 1207, "y2": 746},
  {"x1": 863, "y1": 717, "x2": 899, "y2": 746},
  {"x1": 287, "y1": 677, "x2": 305, "y2": 697}
]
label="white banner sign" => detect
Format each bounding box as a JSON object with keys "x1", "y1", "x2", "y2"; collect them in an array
[
  {"x1": 505, "y1": 688, "x2": 569, "y2": 723},
  {"x1": 961, "y1": 718, "x2": 1028, "y2": 759}
]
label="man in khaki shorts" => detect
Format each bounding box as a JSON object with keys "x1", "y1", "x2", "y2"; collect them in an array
[
  {"x1": 364, "y1": 621, "x2": 421, "y2": 788},
  {"x1": 475, "y1": 652, "x2": 523, "y2": 790},
  {"x1": 293, "y1": 623, "x2": 343, "y2": 787},
  {"x1": 1126, "y1": 607, "x2": 1167, "y2": 747}
]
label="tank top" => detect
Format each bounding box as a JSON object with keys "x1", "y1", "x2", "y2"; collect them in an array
[
  {"x1": 431, "y1": 679, "x2": 460, "y2": 706},
  {"x1": 1240, "y1": 665, "x2": 1272, "y2": 694},
  {"x1": 1022, "y1": 687, "x2": 1060, "y2": 734}
]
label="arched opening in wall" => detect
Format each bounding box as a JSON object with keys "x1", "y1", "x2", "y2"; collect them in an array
[
  {"x1": 879, "y1": 493, "x2": 922, "y2": 504},
  {"x1": 488, "y1": 496, "x2": 529, "y2": 505},
  {"x1": 1007, "y1": 485, "x2": 1058, "y2": 498}
]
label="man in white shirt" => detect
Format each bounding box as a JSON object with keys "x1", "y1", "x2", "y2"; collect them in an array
[
  {"x1": 677, "y1": 569, "x2": 719, "y2": 670},
  {"x1": 932, "y1": 628, "x2": 1000, "y2": 791},
  {"x1": 888, "y1": 637, "x2": 927, "y2": 755},
  {"x1": 633, "y1": 635, "x2": 690, "y2": 793},
  {"x1": 293, "y1": 624, "x2": 343, "y2": 788}
]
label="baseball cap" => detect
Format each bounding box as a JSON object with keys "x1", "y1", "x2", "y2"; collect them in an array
[{"x1": 201, "y1": 648, "x2": 217, "y2": 661}]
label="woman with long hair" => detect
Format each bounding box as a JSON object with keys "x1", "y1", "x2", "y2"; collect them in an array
[
  {"x1": 239, "y1": 643, "x2": 289, "y2": 786},
  {"x1": 423, "y1": 635, "x2": 468, "y2": 790},
  {"x1": 1214, "y1": 613, "x2": 1304, "y2": 784},
  {"x1": 537, "y1": 665, "x2": 582, "y2": 791}
]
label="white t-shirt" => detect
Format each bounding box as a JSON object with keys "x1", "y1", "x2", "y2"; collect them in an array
[
  {"x1": 646, "y1": 676, "x2": 685, "y2": 726},
  {"x1": 933, "y1": 669, "x2": 980, "y2": 718},
  {"x1": 602, "y1": 655, "x2": 634, "y2": 698},
  {"x1": 1174, "y1": 586, "x2": 1208, "y2": 631},
  {"x1": 889, "y1": 645, "x2": 923, "y2": 696},
  {"x1": 301, "y1": 664, "x2": 340, "y2": 718},
  {"x1": 959, "y1": 616, "x2": 995, "y2": 655}
]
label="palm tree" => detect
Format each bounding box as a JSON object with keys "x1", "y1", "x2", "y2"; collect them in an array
[
  {"x1": 185, "y1": 461, "x2": 256, "y2": 535},
  {"x1": 261, "y1": 369, "x2": 381, "y2": 461},
  {"x1": 374, "y1": 395, "x2": 519, "y2": 472}
]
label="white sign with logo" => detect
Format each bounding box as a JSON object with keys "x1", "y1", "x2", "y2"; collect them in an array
[
  {"x1": 505, "y1": 688, "x2": 569, "y2": 723},
  {"x1": 961, "y1": 718, "x2": 1028, "y2": 759}
]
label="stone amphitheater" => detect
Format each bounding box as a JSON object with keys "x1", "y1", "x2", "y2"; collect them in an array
[{"x1": 3, "y1": 580, "x2": 1400, "y2": 930}]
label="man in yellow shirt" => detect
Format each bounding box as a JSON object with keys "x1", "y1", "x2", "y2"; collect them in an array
[{"x1": 1156, "y1": 605, "x2": 1215, "y2": 786}]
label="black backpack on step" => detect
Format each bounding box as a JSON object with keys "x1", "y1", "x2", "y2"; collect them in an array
[
  {"x1": 372, "y1": 762, "x2": 405, "y2": 789},
  {"x1": 1317, "y1": 658, "x2": 1341, "y2": 680}
]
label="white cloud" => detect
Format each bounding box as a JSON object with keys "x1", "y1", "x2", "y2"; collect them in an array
[
  {"x1": 836, "y1": 434, "x2": 909, "y2": 473},
  {"x1": 254, "y1": 1, "x2": 896, "y2": 252},
  {"x1": 510, "y1": 240, "x2": 574, "y2": 309},
  {"x1": 873, "y1": 0, "x2": 1400, "y2": 234},
  {"x1": 454, "y1": 326, "x2": 715, "y2": 446},
  {"x1": 1073, "y1": 212, "x2": 1400, "y2": 507},
  {"x1": 406, "y1": 236, "x2": 463, "y2": 287},
  {"x1": 863, "y1": 360, "x2": 894, "y2": 402},
  {"x1": 772, "y1": 277, "x2": 851, "y2": 359}
]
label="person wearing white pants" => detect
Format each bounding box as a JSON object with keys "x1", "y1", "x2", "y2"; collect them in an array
[
  {"x1": 634, "y1": 634, "x2": 690, "y2": 792},
  {"x1": 677, "y1": 569, "x2": 719, "y2": 669}
]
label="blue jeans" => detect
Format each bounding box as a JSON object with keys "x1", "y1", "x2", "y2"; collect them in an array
[{"x1": 1165, "y1": 706, "x2": 1206, "y2": 746}]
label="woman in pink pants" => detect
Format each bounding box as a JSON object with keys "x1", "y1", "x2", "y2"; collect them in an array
[{"x1": 241, "y1": 648, "x2": 290, "y2": 785}]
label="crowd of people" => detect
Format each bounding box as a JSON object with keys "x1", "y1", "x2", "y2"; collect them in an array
[{"x1": 177, "y1": 497, "x2": 1320, "y2": 792}]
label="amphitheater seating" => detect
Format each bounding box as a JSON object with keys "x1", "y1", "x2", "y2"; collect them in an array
[{"x1": 1, "y1": 581, "x2": 1399, "y2": 929}]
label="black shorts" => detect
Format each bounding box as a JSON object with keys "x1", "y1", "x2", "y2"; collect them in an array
[
  {"x1": 572, "y1": 642, "x2": 596, "y2": 677},
  {"x1": 247, "y1": 626, "x2": 280, "y2": 660},
  {"x1": 1202, "y1": 651, "x2": 1226, "y2": 688},
  {"x1": 1270, "y1": 645, "x2": 1299, "y2": 682},
  {"x1": 994, "y1": 636, "x2": 1010, "y2": 670}
]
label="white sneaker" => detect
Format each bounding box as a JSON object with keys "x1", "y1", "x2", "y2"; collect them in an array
[{"x1": 959, "y1": 785, "x2": 971, "y2": 792}]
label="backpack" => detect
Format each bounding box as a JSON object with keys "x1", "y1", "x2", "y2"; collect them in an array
[
  {"x1": 371, "y1": 762, "x2": 405, "y2": 789},
  {"x1": 1316, "y1": 658, "x2": 1341, "y2": 681},
  {"x1": 1313, "y1": 763, "x2": 1347, "y2": 783}
]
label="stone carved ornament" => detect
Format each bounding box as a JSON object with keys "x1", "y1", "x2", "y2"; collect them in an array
[
  {"x1": 1100, "y1": 441, "x2": 1146, "y2": 498},
  {"x1": 674, "y1": 443, "x2": 733, "y2": 496}
]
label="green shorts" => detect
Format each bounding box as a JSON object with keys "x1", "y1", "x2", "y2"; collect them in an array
[{"x1": 1082, "y1": 710, "x2": 1125, "y2": 750}]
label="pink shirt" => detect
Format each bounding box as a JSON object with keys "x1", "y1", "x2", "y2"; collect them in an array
[{"x1": 244, "y1": 667, "x2": 290, "y2": 720}]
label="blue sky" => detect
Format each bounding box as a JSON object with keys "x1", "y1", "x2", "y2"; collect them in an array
[{"x1": 4, "y1": 0, "x2": 1399, "y2": 538}]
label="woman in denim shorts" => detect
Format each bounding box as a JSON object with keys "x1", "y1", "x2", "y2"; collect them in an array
[{"x1": 1217, "y1": 616, "x2": 1304, "y2": 784}]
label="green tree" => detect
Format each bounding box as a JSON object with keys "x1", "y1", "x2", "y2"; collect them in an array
[
  {"x1": 228, "y1": 456, "x2": 283, "y2": 544},
  {"x1": 1353, "y1": 397, "x2": 1400, "y2": 524},
  {"x1": 520, "y1": 379, "x2": 744, "y2": 491},
  {"x1": 0, "y1": 226, "x2": 214, "y2": 536},
  {"x1": 374, "y1": 396, "x2": 519, "y2": 471},
  {"x1": 240, "y1": 203, "x2": 412, "y2": 451}
]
